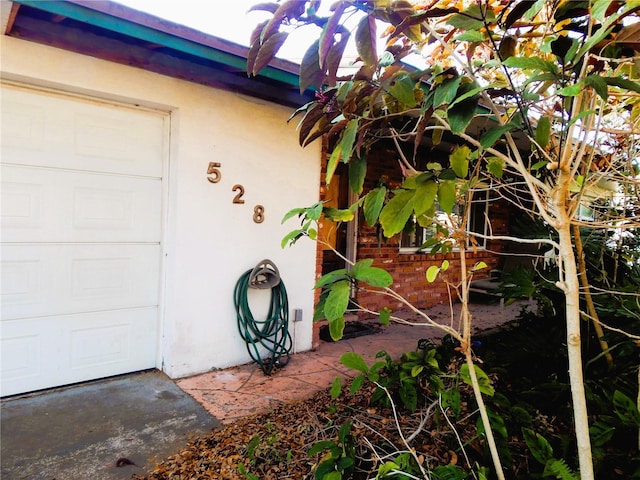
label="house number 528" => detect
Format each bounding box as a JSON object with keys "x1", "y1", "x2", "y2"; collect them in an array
[{"x1": 206, "y1": 161, "x2": 264, "y2": 224}]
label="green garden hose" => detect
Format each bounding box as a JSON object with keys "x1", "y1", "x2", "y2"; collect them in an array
[{"x1": 233, "y1": 262, "x2": 292, "y2": 375}]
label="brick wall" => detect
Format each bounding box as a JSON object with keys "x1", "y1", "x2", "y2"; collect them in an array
[{"x1": 312, "y1": 138, "x2": 512, "y2": 344}]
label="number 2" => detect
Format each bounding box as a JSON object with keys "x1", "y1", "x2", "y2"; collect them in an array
[{"x1": 232, "y1": 184, "x2": 245, "y2": 204}]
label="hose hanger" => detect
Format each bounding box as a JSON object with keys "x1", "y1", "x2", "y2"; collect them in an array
[
  {"x1": 249, "y1": 259, "x2": 281, "y2": 289},
  {"x1": 234, "y1": 259, "x2": 291, "y2": 375}
]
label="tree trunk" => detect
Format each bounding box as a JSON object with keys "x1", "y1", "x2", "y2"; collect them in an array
[
  {"x1": 557, "y1": 221, "x2": 595, "y2": 480},
  {"x1": 572, "y1": 223, "x2": 613, "y2": 368},
  {"x1": 459, "y1": 246, "x2": 506, "y2": 480}
]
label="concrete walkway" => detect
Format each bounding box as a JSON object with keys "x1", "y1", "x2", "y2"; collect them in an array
[
  {"x1": 1, "y1": 370, "x2": 219, "y2": 480},
  {"x1": 178, "y1": 300, "x2": 531, "y2": 424}
]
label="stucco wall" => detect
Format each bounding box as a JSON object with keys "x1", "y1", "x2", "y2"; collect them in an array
[{"x1": 0, "y1": 33, "x2": 321, "y2": 378}]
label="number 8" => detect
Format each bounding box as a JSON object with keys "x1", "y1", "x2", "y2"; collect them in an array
[{"x1": 253, "y1": 205, "x2": 264, "y2": 223}]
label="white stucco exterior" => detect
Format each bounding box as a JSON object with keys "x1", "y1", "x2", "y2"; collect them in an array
[{"x1": 0, "y1": 27, "x2": 320, "y2": 381}]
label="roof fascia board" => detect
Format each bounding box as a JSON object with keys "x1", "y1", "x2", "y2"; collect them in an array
[{"x1": 11, "y1": 0, "x2": 302, "y2": 88}]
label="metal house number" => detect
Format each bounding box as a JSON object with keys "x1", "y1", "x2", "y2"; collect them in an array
[{"x1": 206, "y1": 161, "x2": 264, "y2": 223}]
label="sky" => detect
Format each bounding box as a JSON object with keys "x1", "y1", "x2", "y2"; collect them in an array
[{"x1": 112, "y1": 0, "x2": 317, "y2": 63}]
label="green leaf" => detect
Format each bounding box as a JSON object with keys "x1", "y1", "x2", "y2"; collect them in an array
[
  {"x1": 338, "y1": 420, "x2": 352, "y2": 444},
  {"x1": 414, "y1": 180, "x2": 438, "y2": 216},
  {"x1": 325, "y1": 280, "x2": 351, "y2": 322},
  {"x1": 604, "y1": 76, "x2": 640, "y2": 94},
  {"x1": 486, "y1": 156, "x2": 505, "y2": 178},
  {"x1": 351, "y1": 260, "x2": 393, "y2": 287},
  {"x1": 308, "y1": 440, "x2": 337, "y2": 456},
  {"x1": 433, "y1": 76, "x2": 462, "y2": 107},
  {"x1": 566, "y1": 109, "x2": 597, "y2": 129},
  {"x1": 315, "y1": 268, "x2": 348, "y2": 288},
  {"x1": 441, "y1": 259, "x2": 449, "y2": 271},
  {"x1": 460, "y1": 363, "x2": 494, "y2": 396},
  {"x1": 613, "y1": 390, "x2": 640, "y2": 427},
  {"x1": 450, "y1": 145, "x2": 470, "y2": 178},
  {"x1": 575, "y1": 24, "x2": 616, "y2": 61},
  {"x1": 351, "y1": 258, "x2": 373, "y2": 271},
  {"x1": 341, "y1": 119, "x2": 359, "y2": 163},
  {"x1": 363, "y1": 186, "x2": 386, "y2": 226},
  {"x1": 426, "y1": 265, "x2": 440, "y2": 283},
  {"x1": 330, "y1": 376, "x2": 342, "y2": 399},
  {"x1": 377, "y1": 461, "x2": 401, "y2": 477},
  {"x1": 447, "y1": 83, "x2": 479, "y2": 134},
  {"x1": 592, "y1": 0, "x2": 613, "y2": 22},
  {"x1": 281, "y1": 229, "x2": 304, "y2": 248},
  {"x1": 448, "y1": 4, "x2": 492, "y2": 31},
  {"x1": 502, "y1": 56, "x2": 557, "y2": 74},
  {"x1": 379, "y1": 307, "x2": 391, "y2": 325},
  {"x1": 323, "y1": 207, "x2": 354, "y2": 222},
  {"x1": 411, "y1": 365, "x2": 424, "y2": 377},
  {"x1": 455, "y1": 30, "x2": 485, "y2": 42},
  {"x1": 281, "y1": 207, "x2": 307, "y2": 224},
  {"x1": 326, "y1": 144, "x2": 342, "y2": 186},
  {"x1": 437, "y1": 180, "x2": 456, "y2": 214},
  {"x1": 340, "y1": 352, "x2": 369, "y2": 374},
  {"x1": 356, "y1": 15, "x2": 377, "y2": 66},
  {"x1": 349, "y1": 155, "x2": 367, "y2": 195},
  {"x1": 531, "y1": 160, "x2": 548, "y2": 171},
  {"x1": 584, "y1": 75, "x2": 608, "y2": 100},
  {"x1": 399, "y1": 382, "x2": 418, "y2": 412},
  {"x1": 329, "y1": 315, "x2": 345, "y2": 341},
  {"x1": 349, "y1": 374, "x2": 365, "y2": 394},
  {"x1": 326, "y1": 119, "x2": 358, "y2": 185},
  {"x1": 535, "y1": 116, "x2": 551, "y2": 149},
  {"x1": 379, "y1": 189, "x2": 415, "y2": 238},
  {"x1": 472, "y1": 261, "x2": 488, "y2": 271},
  {"x1": 389, "y1": 73, "x2": 417, "y2": 107},
  {"x1": 557, "y1": 84, "x2": 582, "y2": 97},
  {"x1": 480, "y1": 124, "x2": 514, "y2": 148},
  {"x1": 590, "y1": 420, "x2": 616, "y2": 447},
  {"x1": 522, "y1": 428, "x2": 554, "y2": 465}
]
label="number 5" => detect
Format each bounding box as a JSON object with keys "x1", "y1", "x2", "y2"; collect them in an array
[{"x1": 207, "y1": 162, "x2": 221, "y2": 183}]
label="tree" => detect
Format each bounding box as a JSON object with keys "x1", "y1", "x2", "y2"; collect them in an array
[{"x1": 248, "y1": 1, "x2": 640, "y2": 478}]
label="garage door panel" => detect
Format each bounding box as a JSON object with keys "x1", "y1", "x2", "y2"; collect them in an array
[
  {"x1": 1, "y1": 85, "x2": 164, "y2": 396},
  {"x1": 1, "y1": 244, "x2": 160, "y2": 320},
  {"x1": 1, "y1": 165, "x2": 162, "y2": 243},
  {"x1": 1, "y1": 87, "x2": 164, "y2": 177},
  {"x1": 1, "y1": 308, "x2": 158, "y2": 396}
]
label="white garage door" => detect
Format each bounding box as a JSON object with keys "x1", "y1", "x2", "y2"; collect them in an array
[{"x1": 1, "y1": 84, "x2": 166, "y2": 396}]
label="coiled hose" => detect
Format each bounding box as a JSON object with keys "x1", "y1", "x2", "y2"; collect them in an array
[{"x1": 233, "y1": 267, "x2": 292, "y2": 375}]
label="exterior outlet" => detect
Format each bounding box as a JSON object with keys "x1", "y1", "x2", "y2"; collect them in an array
[{"x1": 293, "y1": 308, "x2": 303, "y2": 322}]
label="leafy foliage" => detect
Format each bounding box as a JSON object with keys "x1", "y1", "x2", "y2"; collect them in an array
[{"x1": 248, "y1": 2, "x2": 640, "y2": 479}]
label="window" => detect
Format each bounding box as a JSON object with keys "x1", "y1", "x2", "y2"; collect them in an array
[{"x1": 400, "y1": 189, "x2": 490, "y2": 252}]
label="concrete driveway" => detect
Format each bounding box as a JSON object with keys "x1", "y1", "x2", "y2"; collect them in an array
[{"x1": 1, "y1": 370, "x2": 220, "y2": 480}]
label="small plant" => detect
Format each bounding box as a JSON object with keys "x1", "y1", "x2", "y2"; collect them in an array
[
  {"x1": 238, "y1": 420, "x2": 294, "y2": 478},
  {"x1": 337, "y1": 342, "x2": 446, "y2": 413},
  {"x1": 522, "y1": 428, "x2": 579, "y2": 480},
  {"x1": 308, "y1": 421, "x2": 357, "y2": 480},
  {"x1": 237, "y1": 462, "x2": 259, "y2": 480},
  {"x1": 375, "y1": 452, "x2": 420, "y2": 479}
]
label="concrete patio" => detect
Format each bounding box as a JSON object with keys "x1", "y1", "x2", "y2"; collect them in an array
[{"x1": 177, "y1": 300, "x2": 533, "y2": 424}]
